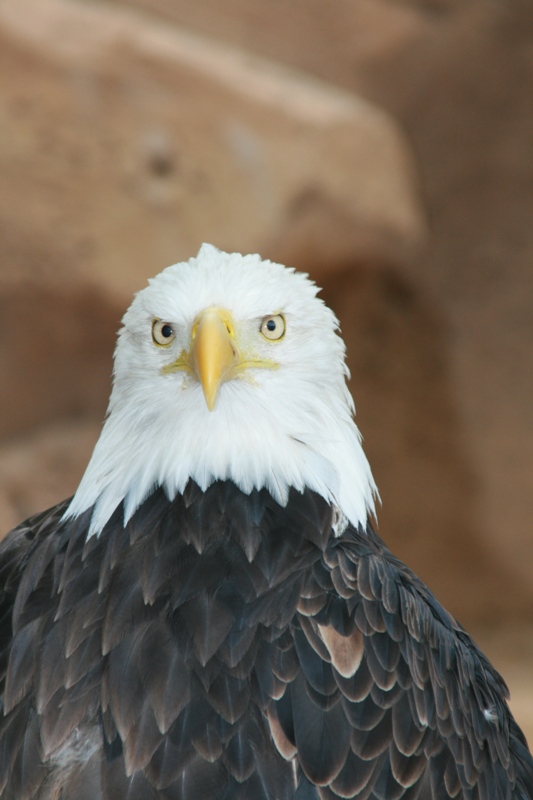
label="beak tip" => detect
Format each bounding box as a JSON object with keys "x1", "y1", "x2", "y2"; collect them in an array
[{"x1": 203, "y1": 383, "x2": 219, "y2": 411}]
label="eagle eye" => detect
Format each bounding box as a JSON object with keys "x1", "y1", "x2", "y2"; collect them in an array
[
  {"x1": 152, "y1": 319, "x2": 176, "y2": 346},
  {"x1": 260, "y1": 314, "x2": 285, "y2": 341}
]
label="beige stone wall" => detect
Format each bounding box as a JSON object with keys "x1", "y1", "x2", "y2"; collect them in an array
[{"x1": 1, "y1": 0, "x2": 532, "y2": 738}]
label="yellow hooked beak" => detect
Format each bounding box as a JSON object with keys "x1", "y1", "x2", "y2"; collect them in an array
[
  {"x1": 161, "y1": 307, "x2": 279, "y2": 411},
  {"x1": 190, "y1": 308, "x2": 240, "y2": 411}
]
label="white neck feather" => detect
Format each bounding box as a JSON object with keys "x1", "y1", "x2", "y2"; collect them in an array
[{"x1": 66, "y1": 371, "x2": 376, "y2": 538}]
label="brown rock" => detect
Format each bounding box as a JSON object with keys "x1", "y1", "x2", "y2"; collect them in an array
[
  {"x1": 0, "y1": 284, "x2": 119, "y2": 440},
  {"x1": 0, "y1": 419, "x2": 101, "y2": 535},
  {"x1": 0, "y1": 0, "x2": 424, "y2": 301},
  {"x1": 102, "y1": 0, "x2": 430, "y2": 93}
]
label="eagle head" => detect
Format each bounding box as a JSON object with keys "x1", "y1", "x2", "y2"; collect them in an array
[{"x1": 66, "y1": 245, "x2": 376, "y2": 536}]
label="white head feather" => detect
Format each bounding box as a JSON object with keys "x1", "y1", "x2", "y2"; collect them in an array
[{"x1": 66, "y1": 244, "x2": 377, "y2": 536}]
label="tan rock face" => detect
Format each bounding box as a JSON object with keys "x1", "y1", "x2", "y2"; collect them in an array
[
  {"x1": 0, "y1": 285, "x2": 118, "y2": 440},
  {"x1": 0, "y1": 0, "x2": 423, "y2": 301},
  {"x1": 102, "y1": 0, "x2": 430, "y2": 92},
  {"x1": 0, "y1": 420, "x2": 101, "y2": 535}
]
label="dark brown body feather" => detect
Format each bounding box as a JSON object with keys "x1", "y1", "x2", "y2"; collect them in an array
[{"x1": 0, "y1": 482, "x2": 531, "y2": 799}]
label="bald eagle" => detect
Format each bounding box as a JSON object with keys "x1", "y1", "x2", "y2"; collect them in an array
[{"x1": 0, "y1": 245, "x2": 531, "y2": 800}]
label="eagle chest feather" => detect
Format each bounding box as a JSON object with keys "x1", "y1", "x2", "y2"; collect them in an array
[{"x1": 2, "y1": 481, "x2": 530, "y2": 800}]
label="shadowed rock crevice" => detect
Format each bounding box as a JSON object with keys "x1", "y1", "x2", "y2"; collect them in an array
[{"x1": 0, "y1": 284, "x2": 119, "y2": 440}]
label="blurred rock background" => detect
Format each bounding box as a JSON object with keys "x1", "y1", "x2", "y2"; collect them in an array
[{"x1": 0, "y1": 0, "x2": 532, "y2": 738}]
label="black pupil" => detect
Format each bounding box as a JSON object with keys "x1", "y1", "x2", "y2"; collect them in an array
[
  {"x1": 161, "y1": 324, "x2": 173, "y2": 338},
  {"x1": 266, "y1": 319, "x2": 276, "y2": 331}
]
